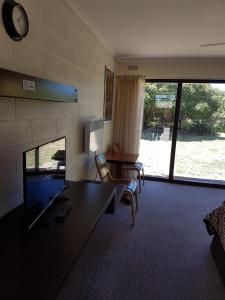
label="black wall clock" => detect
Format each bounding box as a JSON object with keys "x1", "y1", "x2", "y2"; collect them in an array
[{"x1": 2, "y1": 0, "x2": 29, "y2": 41}]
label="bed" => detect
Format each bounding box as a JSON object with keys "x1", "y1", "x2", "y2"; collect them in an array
[{"x1": 204, "y1": 201, "x2": 225, "y2": 285}]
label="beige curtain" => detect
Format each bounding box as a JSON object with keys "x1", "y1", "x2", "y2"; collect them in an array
[{"x1": 113, "y1": 75, "x2": 145, "y2": 154}]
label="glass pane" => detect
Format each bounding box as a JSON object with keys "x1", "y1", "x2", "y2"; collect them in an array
[
  {"x1": 39, "y1": 139, "x2": 65, "y2": 170},
  {"x1": 139, "y1": 82, "x2": 178, "y2": 178},
  {"x1": 26, "y1": 150, "x2": 35, "y2": 170},
  {"x1": 174, "y1": 83, "x2": 225, "y2": 184}
]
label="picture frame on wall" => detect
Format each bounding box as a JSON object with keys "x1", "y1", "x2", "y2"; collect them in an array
[{"x1": 104, "y1": 66, "x2": 114, "y2": 121}]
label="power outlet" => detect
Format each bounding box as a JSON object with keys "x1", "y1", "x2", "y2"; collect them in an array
[{"x1": 23, "y1": 79, "x2": 36, "y2": 92}]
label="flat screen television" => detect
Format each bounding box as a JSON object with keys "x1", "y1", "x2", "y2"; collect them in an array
[{"x1": 23, "y1": 137, "x2": 66, "y2": 231}]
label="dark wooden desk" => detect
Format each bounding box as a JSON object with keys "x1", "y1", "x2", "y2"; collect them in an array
[
  {"x1": 0, "y1": 181, "x2": 116, "y2": 300},
  {"x1": 105, "y1": 152, "x2": 139, "y2": 177},
  {"x1": 79, "y1": 180, "x2": 125, "y2": 214},
  {"x1": 105, "y1": 152, "x2": 138, "y2": 165}
]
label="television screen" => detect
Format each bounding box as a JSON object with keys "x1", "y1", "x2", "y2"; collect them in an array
[{"x1": 23, "y1": 137, "x2": 66, "y2": 230}]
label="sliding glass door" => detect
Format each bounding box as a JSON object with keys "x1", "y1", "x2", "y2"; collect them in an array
[
  {"x1": 139, "y1": 82, "x2": 178, "y2": 178},
  {"x1": 174, "y1": 83, "x2": 225, "y2": 184},
  {"x1": 140, "y1": 80, "x2": 225, "y2": 186}
]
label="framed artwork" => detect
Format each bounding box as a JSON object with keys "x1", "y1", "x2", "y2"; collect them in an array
[{"x1": 104, "y1": 66, "x2": 114, "y2": 121}]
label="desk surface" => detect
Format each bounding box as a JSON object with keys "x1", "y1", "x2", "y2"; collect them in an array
[
  {"x1": 0, "y1": 181, "x2": 116, "y2": 300},
  {"x1": 105, "y1": 152, "x2": 138, "y2": 164}
]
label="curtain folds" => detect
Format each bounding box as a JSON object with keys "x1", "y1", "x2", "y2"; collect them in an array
[{"x1": 113, "y1": 75, "x2": 145, "y2": 154}]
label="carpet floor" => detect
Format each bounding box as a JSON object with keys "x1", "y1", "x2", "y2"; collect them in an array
[{"x1": 58, "y1": 181, "x2": 225, "y2": 300}]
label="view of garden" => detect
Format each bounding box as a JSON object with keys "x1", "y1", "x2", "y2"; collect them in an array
[{"x1": 139, "y1": 82, "x2": 225, "y2": 183}]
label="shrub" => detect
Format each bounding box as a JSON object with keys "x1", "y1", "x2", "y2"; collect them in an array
[{"x1": 181, "y1": 119, "x2": 216, "y2": 135}]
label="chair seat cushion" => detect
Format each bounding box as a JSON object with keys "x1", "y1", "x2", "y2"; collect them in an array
[
  {"x1": 135, "y1": 161, "x2": 143, "y2": 169},
  {"x1": 126, "y1": 179, "x2": 137, "y2": 193}
]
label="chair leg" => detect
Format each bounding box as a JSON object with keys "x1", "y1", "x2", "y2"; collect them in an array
[
  {"x1": 135, "y1": 189, "x2": 138, "y2": 211},
  {"x1": 142, "y1": 168, "x2": 145, "y2": 185},
  {"x1": 125, "y1": 190, "x2": 135, "y2": 225},
  {"x1": 131, "y1": 194, "x2": 135, "y2": 226},
  {"x1": 138, "y1": 170, "x2": 141, "y2": 193}
]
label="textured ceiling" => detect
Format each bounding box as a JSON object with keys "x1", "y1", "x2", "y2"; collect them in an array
[{"x1": 66, "y1": 0, "x2": 225, "y2": 59}]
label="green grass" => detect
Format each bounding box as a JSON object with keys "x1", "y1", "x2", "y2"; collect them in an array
[{"x1": 139, "y1": 132, "x2": 225, "y2": 182}]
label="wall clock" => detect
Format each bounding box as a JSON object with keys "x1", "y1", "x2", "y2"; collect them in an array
[{"x1": 2, "y1": 0, "x2": 29, "y2": 41}]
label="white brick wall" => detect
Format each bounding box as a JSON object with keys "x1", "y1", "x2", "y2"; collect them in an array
[
  {"x1": 16, "y1": 99, "x2": 46, "y2": 120},
  {"x1": 117, "y1": 58, "x2": 225, "y2": 79},
  {"x1": 0, "y1": 120, "x2": 32, "y2": 148},
  {"x1": 0, "y1": 149, "x2": 17, "y2": 177},
  {"x1": 0, "y1": 0, "x2": 115, "y2": 217},
  {"x1": 0, "y1": 98, "x2": 15, "y2": 120}
]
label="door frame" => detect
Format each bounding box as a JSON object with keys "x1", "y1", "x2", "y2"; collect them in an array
[{"x1": 144, "y1": 79, "x2": 225, "y2": 188}]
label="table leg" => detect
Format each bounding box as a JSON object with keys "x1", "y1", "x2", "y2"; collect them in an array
[{"x1": 109, "y1": 163, "x2": 123, "y2": 178}]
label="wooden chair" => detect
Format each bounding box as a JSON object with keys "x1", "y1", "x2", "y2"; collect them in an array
[
  {"x1": 112, "y1": 143, "x2": 145, "y2": 192},
  {"x1": 95, "y1": 153, "x2": 138, "y2": 225}
]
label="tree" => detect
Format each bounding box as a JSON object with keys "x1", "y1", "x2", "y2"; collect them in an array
[
  {"x1": 143, "y1": 83, "x2": 157, "y2": 126},
  {"x1": 144, "y1": 83, "x2": 176, "y2": 127},
  {"x1": 180, "y1": 83, "x2": 219, "y2": 121},
  {"x1": 144, "y1": 82, "x2": 225, "y2": 134},
  {"x1": 180, "y1": 83, "x2": 221, "y2": 134}
]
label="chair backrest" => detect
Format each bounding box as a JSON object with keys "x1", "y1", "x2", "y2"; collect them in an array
[
  {"x1": 112, "y1": 143, "x2": 121, "y2": 153},
  {"x1": 95, "y1": 154, "x2": 112, "y2": 182}
]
